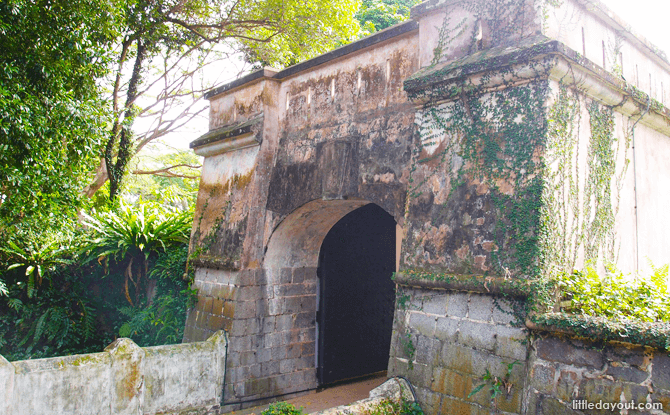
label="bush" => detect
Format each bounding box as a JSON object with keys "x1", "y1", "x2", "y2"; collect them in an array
[
  {"x1": 558, "y1": 261, "x2": 670, "y2": 323},
  {"x1": 261, "y1": 402, "x2": 304, "y2": 415},
  {"x1": 0, "y1": 201, "x2": 196, "y2": 359}
]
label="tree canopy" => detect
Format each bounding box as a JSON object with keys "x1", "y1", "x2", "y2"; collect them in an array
[
  {"x1": 0, "y1": 0, "x2": 420, "y2": 228},
  {"x1": 0, "y1": 0, "x2": 119, "y2": 229}
]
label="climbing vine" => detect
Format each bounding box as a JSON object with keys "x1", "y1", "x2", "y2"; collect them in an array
[{"x1": 405, "y1": 79, "x2": 550, "y2": 278}]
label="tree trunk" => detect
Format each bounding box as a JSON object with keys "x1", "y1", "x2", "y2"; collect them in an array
[{"x1": 83, "y1": 159, "x2": 109, "y2": 197}]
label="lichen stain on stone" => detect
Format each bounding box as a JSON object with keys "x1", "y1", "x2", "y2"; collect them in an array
[{"x1": 235, "y1": 94, "x2": 263, "y2": 120}]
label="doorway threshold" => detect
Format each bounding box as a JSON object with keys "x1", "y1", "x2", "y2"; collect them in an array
[{"x1": 228, "y1": 372, "x2": 388, "y2": 415}]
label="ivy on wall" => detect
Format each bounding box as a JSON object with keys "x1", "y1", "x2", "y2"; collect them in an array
[{"x1": 404, "y1": 79, "x2": 550, "y2": 278}]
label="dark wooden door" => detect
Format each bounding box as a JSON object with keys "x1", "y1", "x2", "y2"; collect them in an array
[{"x1": 317, "y1": 203, "x2": 396, "y2": 385}]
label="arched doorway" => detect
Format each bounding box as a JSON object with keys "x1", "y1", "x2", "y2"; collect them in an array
[{"x1": 316, "y1": 203, "x2": 396, "y2": 385}]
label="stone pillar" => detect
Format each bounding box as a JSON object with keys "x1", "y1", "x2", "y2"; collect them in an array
[
  {"x1": 105, "y1": 338, "x2": 145, "y2": 415},
  {"x1": 0, "y1": 354, "x2": 14, "y2": 414}
]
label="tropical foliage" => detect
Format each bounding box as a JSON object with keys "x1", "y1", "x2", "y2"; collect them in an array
[
  {"x1": 0, "y1": 0, "x2": 117, "y2": 228},
  {"x1": 356, "y1": 0, "x2": 421, "y2": 35},
  {"x1": 0, "y1": 201, "x2": 194, "y2": 360},
  {"x1": 558, "y1": 262, "x2": 670, "y2": 323}
]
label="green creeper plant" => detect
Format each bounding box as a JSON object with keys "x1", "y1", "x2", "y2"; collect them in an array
[
  {"x1": 468, "y1": 360, "x2": 521, "y2": 410},
  {"x1": 361, "y1": 397, "x2": 425, "y2": 415},
  {"x1": 261, "y1": 402, "x2": 304, "y2": 415}
]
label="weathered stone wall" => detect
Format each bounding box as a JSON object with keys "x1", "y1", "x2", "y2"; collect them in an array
[
  {"x1": 528, "y1": 336, "x2": 670, "y2": 414},
  {"x1": 388, "y1": 286, "x2": 529, "y2": 414},
  {"x1": 2, "y1": 332, "x2": 226, "y2": 415},
  {"x1": 388, "y1": 283, "x2": 670, "y2": 415},
  {"x1": 184, "y1": 20, "x2": 421, "y2": 409},
  {"x1": 183, "y1": 0, "x2": 670, "y2": 413}
]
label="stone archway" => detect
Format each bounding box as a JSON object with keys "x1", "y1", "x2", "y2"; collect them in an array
[{"x1": 263, "y1": 199, "x2": 398, "y2": 388}]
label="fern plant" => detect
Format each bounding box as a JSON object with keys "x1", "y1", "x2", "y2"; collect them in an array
[
  {"x1": 1, "y1": 233, "x2": 71, "y2": 297},
  {"x1": 81, "y1": 202, "x2": 191, "y2": 306}
]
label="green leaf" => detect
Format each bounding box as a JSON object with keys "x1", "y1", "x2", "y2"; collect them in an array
[{"x1": 467, "y1": 383, "x2": 487, "y2": 398}]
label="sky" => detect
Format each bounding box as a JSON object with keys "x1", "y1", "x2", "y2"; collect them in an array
[
  {"x1": 157, "y1": 0, "x2": 670, "y2": 151},
  {"x1": 601, "y1": 0, "x2": 670, "y2": 56}
]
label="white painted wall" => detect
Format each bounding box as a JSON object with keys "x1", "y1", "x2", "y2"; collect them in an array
[{"x1": 1, "y1": 332, "x2": 227, "y2": 415}]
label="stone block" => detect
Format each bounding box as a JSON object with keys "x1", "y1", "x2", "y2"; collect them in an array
[
  {"x1": 261, "y1": 361, "x2": 280, "y2": 377},
  {"x1": 301, "y1": 342, "x2": 315, "y2": 356},
  {"x1": 279, "y1": 358, "x2": 299, "y2": 374},
  {"x1": 232, "y1": 334, "x2": 262, "y2": 351},
  {"x1": 440, "y1": 343, "x2": 476, "y2": 374},
  {"x1": 268, "y1": 298, "x2": 283, "y2": 315},
  {"x1": 249, "y1": 363, "x2": 262, "y2": 378},
  {"x1": 222, "y1": 301, "x2": 235, "y2": 319},
  {"x1": 255, "y1": 268, "x2": 268, "y2": 286},
  {"x1": 264, "y1": 332, "x2": 284, "y2": 349},
  {"x1": 656, "y1": 389, "x2": 670, "y2": 412},
  {"x1": 284, "y1": 297, "x2": 302, "y2": 314},
  {"x1": 535, "y1": 336, "x2": 604, "y2": 369},
  {"x1": 280, "y1": 268, "x2": 293, "y2": 284},
  {"x1": 289, "y1": 328, "x2": 314, "y2": 343},
  {"x1": 207, "y1": 315, "x2": 225, "y2": 331},
  {"x1": 605, "y1": 345, "x2": 647, "y2": 368},
  {"x1": 229, "y1": 320, "x2": 247, "y2": 337},
  {"x1": 211, "y1": 298, "x2": 224, "y2": 315},
  {"x1": 535, "y1": 395, "x2": 581, "y2": 415},
  {"x1": 459, "y1": 320, "x2": 496, "y2": 352},
  {"x1": 275, "y1": 314, "x2": 294, "y2": 332},
  {"x1": 446, "y1": 292, "x2": 469, "y2": 318},
  {"x1": 414, "y1": 335, "x2": 441, "y2": 366},
  {"x1": 286, "y1": 344, "x2": 301, "y2": 359},
  {"x1": 621, "y1": 383, "x2": 650, "y2": 404},
  {"x1": 105, "y1": 338, "x2": 145, "y2": 415},
  {"x1": 435, "y1": 317, "x2": 460, "y2": 343},
  {"x1": 257, "y1": 348, "x2": 272, "y2": 363},
  {"x1": 606, "y1": 364, "x2": 648, "y2": 384},
  {"x1": 556, "y1": 369, "x2": 580, "y2": 401},
  {"x1": 578, "y1": 378, "x2": 622, "y2": 404},
  {"x1": 263, "y1": 283, "x2": 275, "y2": 300},
  {"x1": 261, "y1": 316, "x2": 276, "y2": 333},
  {"x1": 271, "y1": 346, "x2": 288, "y2": 361},
  {"x1": 244, "y1": 377, "x2": 270, "y2": 396},
  {"x1": 409, "y1": 312, "x2": 436, "y2": 337},
  {"x1": 652, "y1": 352, "x2": 670, "y2": 391},
  {"x1": 431, "y1": 366, "x2": 473, "y2": 399},
  {"x1": 439, "y1": 396, "x2": 473, "y2": 415},
  {"x1": 494, "y1": 325, "x2": 528, "y2": 361},
  {"x1": 301, "y1": 295, "x2": 317, "y2": 312},
  {"x1": 492, "y1": 298, "x2": 518, "y2": 325},
  {"x1": 239, "y1": 351, "x2": 258, "y2": 366},
  {"x1": 294, "y1": 312, "x2": 315, "y2": 328},
  {"x1": 387, "y1": 357, "x2": 408, "y2": 378},
  {"x1": 530, "y1": 363, "x2": 556, "y2": 395},
  {"x1": 294, "y1": 267, "x2": 316, "y2": 284},
  {"x1": 238, "y1": 285, "x2": 263, "y2": 301},
  {"x1": 0, "y1": 354, "x2": 14, "y2": 415},
  {"x1": 234, "y1": 301, "x2": 257, "y2": 319},
  {"x1": 467, "y1": 294, "x2": 493, "y2": 322},
  {"x1": 422, "y1": 294, "x2": 448, "y2": 315},
  {"x1": 404, "y1": 362, "x2": 431, "y2": 389},
  {"x1": 414, "y1": 386, "x2": 442, "y2": 415}
]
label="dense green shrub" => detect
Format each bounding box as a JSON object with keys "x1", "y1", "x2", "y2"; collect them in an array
[
  {"x1": 261, "y1": 402, "x2": 304, "y2": 415},
  {"x1": 558, "y1": 262, "x2": 670, "y2": 323},
  {"x1": 0, "y1": 202, "x2": 195, "y2": 360}
]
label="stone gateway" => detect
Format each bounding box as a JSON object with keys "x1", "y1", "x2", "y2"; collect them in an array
[{"x1": 185, "y1": 0, "x2": 670, "y2": 413}]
